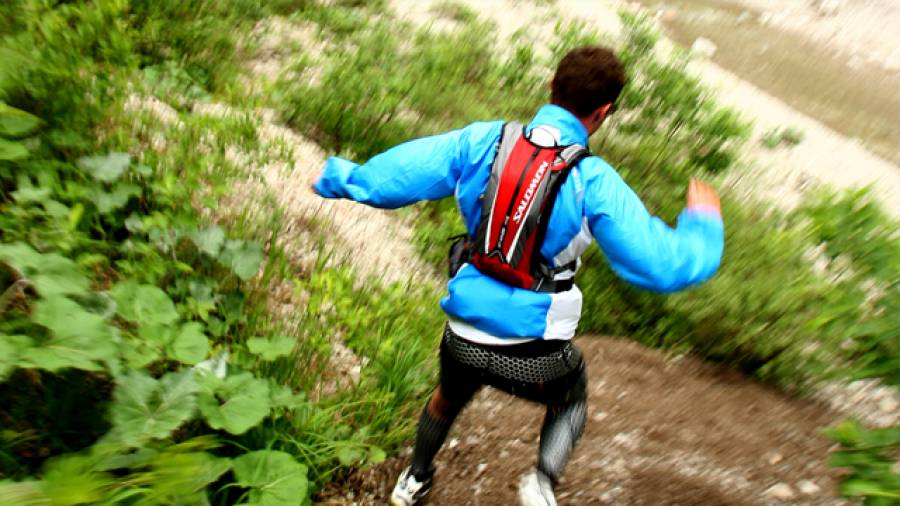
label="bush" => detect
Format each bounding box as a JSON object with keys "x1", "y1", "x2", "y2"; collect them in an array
[
  {"x1": 0, "y1": 2, "x2": 320, "y2": 503},
  {"x1": 762, "y1": 126, "x2": 805, "y2": 149},
  {"x1": 796, "y1": 188, "x2": 899, "y2": 386}
]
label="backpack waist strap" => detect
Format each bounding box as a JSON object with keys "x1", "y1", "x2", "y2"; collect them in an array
[{"x1": 534, "y1": 277, "x2": 574, "y2": 293}]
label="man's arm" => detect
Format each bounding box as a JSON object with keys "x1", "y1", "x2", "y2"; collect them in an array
[
  {"x1": 583, "y1": 159, "x2": 724, "y2": 293},
  {"x1": 313, "y1": 121, "x2": 503, "y2": 209}
]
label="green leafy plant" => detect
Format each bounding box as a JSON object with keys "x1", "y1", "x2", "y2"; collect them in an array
[
  {"x1": 111, "y1": 370, "x2": 200, "y2": 448},
  {"x1": 0, "y1": 2, "x2": 312, "y2": 502},
  {"x1": 0, "y1": 102, "x2": 40, "y2": 161},
  {"x1": 232, "y1": 450, "x2": 310, "y2": 505},
  {"x1": 824, "y1": 419, "x2": 900, "y2": 505}
]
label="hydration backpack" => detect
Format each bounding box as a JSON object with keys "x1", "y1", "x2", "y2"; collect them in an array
[{"x1": 453, "y1": 122, "x2": 589, "y2": 291}]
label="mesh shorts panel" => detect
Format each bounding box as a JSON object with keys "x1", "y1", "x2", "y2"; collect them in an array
[{"x1": 442, "y1": 326, "x2": 581, "y2": 384}]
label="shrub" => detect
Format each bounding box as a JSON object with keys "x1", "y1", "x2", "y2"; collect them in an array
[
  {"x1": 0, "y1": 2, "x2": 318, "y2": 503},
  {"x1": 761, "y1": 126, "x2": 806, "y2": 149}
]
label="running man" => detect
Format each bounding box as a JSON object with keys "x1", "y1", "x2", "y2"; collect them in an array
[{"x1": 312, "y1": 46, "x2": 724, "y2": 505}]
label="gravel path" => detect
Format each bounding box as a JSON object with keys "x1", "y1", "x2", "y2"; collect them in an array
[{"x1": 318, "y1": 337, "x2": 854, "y2": 505}]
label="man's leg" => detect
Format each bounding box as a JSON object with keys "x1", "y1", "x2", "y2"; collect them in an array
[
  {"x1": 409, "y1": 383, "x2": 476, "y2": 478},
  {"x1": 536, "y1": 367, "x2": 587, "y2": 485},
  {"x1": 477, "y1": 343, "x2": 585, "y2": 505},
  {"x1": 478, "y1": 341, "x2": 588, "y2": 487},
  {"x1": 392, "y1": 330, "x2": 482, "y2": 505},
  {"x1": 408, "y1": 330, "x2": 482, "y2": 479}
]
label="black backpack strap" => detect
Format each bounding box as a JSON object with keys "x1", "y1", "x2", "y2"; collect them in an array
[{"x1": 559, "y1": 144, "x2": 590, "y2": 167}]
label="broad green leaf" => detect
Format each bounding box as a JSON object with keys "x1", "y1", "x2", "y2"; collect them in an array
[
  {"x1": 121, "y1": 335, "x2": 163, "y2": 369},
  {"x1": 232, "y1": 450, "x2": 308, "y2": 506},
  {"x1": 369, "y1": 446, "x2": 386, "y2": 465},
  {"x1": 825, "y1": 419, "x2": 863, "y2": 445},
  {"x1": 77, "y1": 152, "x2": 131, "y2": 182},
  {"x1": 0, "y1": 242, "x2": 90, "y2": 296},
  {"x1": 0, "y1": 334, "x2": 32, "y2": 380},
  {"x1": 191, "y1": 226, "x2": 225, "y2": 257},
  {"x1": 110, "y1": 281, "x2": 179, "y2": 326},
  {"x1": 138, "y1": 323, "x2": 176, "y2": 350},
  {"x1": 11, "y1": 184, "x2": 50, "y2": 203},
  {"x1": 43, "y1": 200, "x2": 70, "y2": 219},
  {"x1": 337, "y1": 446, "x2": 365, "y2": 466},
  {"x1": 0, "y1": 137, "x2": 28, "y2": 161},
  {"x1": 221, "y1": 240, "x2": 263, "y2": 281},
  {"x1": 22, "y1": 296, "x2": 117, "y2": 372},
  {"x1": 198, "y1": 372, "x2": 271, "y2": 435},
  {"x1": 170, "y1": 322, "x2": 209, "y2": 365},
  {"x1": 111, "y1": 370, "x2": 199, "y2": 447},
  {"x1": 246, "y1": 335, "x2": 294, "y2": 361},
  {"x1": 89, "y1": 183, "x2": 141, "y2": 214},
  {"x1": 0, "y1": 103, "x2": 41, "y2": 137},
  {"x1": 268, "y1": 382, "x2": 305, "y2": 410}
]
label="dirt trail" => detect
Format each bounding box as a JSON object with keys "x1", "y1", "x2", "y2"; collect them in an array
[{"x1": 318, "y1": 337, "x2": 849, "y2": 505}]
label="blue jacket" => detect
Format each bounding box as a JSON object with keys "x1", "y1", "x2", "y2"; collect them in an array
[{"x1": 314, "y1": 104, "x2": 724, "y2": 343}]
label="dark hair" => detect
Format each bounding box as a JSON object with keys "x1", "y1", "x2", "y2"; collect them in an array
[{"x1": 550, "y1": 46, "x2": 626, "y2": 117}]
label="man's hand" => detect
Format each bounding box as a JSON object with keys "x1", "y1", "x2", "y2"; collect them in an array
[
  {"x1": 687, "y1": 179, "x2": 721, "y2": 214},
  {"x1": 309, "y1": 172, "x2": 320, "y2": 194}
]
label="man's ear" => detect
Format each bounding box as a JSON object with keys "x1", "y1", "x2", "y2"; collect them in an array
[{"x1": 596, "y1": 103, "x2": 613, "y2": 122}]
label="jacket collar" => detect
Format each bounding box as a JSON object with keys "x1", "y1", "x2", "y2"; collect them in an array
[{"x1": 527, "y1": 104, "x2": 589, "y2": 147}]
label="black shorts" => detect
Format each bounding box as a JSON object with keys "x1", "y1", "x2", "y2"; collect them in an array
[{"x1": 439, "y1": 325, "x2": 587, "y2": 407}]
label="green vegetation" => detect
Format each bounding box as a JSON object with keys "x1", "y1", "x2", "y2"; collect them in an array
[
  {"x1": 0, "y1": 1, "x2": 439, "y2": 503},
  {"x1": 824, "y1": 420, "x2": 900, "y2": 505},
  {"x1": 762, "y1": 125, "x2": 806, "y2": 148},
  {"x1": 1, "y1": 0, "x2": 896, "y2": 503},
  {"x1": 0, "y1": 1, "x2": 315, "y2": 502},
  {"x1": 798, "y1": 188, "x2": 899, "y2": 386}
]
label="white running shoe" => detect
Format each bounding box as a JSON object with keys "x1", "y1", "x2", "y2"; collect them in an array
[
  {"x1": 518, "y1": 468, "x2": 557, "y2": 506},
  {"x1": 390, "y1": 466, "x2": 432, "y2": 506}
]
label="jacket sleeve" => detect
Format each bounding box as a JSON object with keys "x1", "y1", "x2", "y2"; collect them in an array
[
  {"x1": 313, "y1": 121, "x2": 503, "y2": 209},
  {"x1": 582, "y1": 158, "x2": 725, "y2": 293}
]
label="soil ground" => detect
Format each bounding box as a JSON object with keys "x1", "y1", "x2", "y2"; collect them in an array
[{"x1": 317, "y1": 337, "x2": 848, "y2": 505}]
